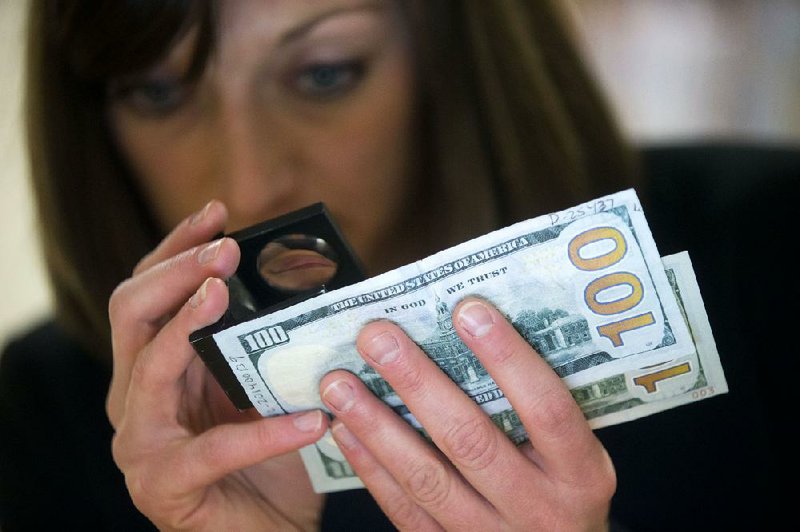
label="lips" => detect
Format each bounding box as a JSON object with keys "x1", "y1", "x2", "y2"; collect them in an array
[
  {"x1": 258, "y1": 248, "x2": 338, "y2": 292},
  {"x1": 264, "y1": 250, "x2": 337, "y2": 275}
]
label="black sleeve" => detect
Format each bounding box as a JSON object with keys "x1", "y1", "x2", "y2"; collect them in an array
[
  {"x1": 321, "y1": 489, "x2": 395, "y2": 531},
  {"x1": 0, "y1": 322, "x2": 156, "y2": 531}
]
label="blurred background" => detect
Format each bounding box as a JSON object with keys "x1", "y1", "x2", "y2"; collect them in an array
[
  {"x1": 572, "y1": 0, "x2": 800, "y2": 142},
  {"x1": 2, "y1": 0, "x2": 799, "y2": 349}
]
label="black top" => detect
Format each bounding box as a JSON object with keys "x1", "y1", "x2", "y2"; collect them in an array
[{"x1": 2, "y1": 144, "x2": 797, "y2": 531}]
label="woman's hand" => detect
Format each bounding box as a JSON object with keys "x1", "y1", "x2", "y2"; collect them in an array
[
  {"x1": 320, "y1": 297, "x2": 616, "y2": 531},
  {"x1": 106, "y1": 201, "x2": 329, "y2": 531}
]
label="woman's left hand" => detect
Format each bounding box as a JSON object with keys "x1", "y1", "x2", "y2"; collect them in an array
[{"x1": 319, "y1": 297, "x2": 616, "y2": 531}]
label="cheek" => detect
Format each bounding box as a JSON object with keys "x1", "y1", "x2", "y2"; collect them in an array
[
  {"x1": 311, "y1": 93, "x2": 416, "y2": 262},
  {"x1": 111, "y1": 118, "x2": 215, "y2": 231},
  {"x1": 136, "y1": 150, "x2": 204, "y2": 227}
]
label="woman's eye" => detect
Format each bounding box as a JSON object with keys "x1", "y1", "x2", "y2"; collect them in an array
[
  {"x1": 112, "y1": 78, "x2": 190, "y2": 117},
  {"x1": 293, "y1": 60, "x2": 366, "y2": 99}
]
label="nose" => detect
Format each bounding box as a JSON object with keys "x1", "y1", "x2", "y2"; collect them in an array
[{"x1": 212, "y1": 95, "x2": 297, "y2": 231}]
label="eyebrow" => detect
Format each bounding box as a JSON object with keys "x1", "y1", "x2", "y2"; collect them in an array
[{"x1": 278, "y1": 0, "x2": 386, "y2": 47}]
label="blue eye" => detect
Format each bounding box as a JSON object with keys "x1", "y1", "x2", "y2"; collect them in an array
[
  {"x1": 294, "y1": 60, "x2": 365, "y2": 99},
  {"x1": 113, "y1": 78, "x2": 190, "y2": 117}
]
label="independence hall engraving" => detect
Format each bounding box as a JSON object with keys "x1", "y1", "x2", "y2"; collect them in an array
[
  {"x1": 422, "y1": 298, "x2": 489, "y2": 385},
  {"x1": 359, "y1": 298, "x2": 489, "y2": 398}
]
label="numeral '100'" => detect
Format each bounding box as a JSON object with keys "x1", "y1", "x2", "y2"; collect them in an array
[{"x1": 568, "y1": 227, "x2": 655, "y2": 347}]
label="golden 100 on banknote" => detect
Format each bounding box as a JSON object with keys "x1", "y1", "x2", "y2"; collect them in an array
[{"x1": 568, "y1": 225, "x2": 659, "y2": 349}]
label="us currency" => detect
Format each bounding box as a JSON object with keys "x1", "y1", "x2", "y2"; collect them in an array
[
  {"x1": 579, "y1": 251, "x2": 727, "y2": 428},
  {"x1": 211, "y1": 189, "x2": 696, "y2": 492},
  {"x1": 299, "y1": 251, "x2": 728, "y2": 492}
]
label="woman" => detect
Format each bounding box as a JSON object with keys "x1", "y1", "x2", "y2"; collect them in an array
[{"x1": 5, "y1": 0, "x2": 638, "y2": 529}]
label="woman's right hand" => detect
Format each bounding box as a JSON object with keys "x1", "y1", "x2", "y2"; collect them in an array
[{"x1": 106, "y1": 201, "x2": 329, "y2": 531}]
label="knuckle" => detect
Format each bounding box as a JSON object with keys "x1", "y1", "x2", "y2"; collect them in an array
[
  {"x1": 169, "y1": 248, "x2": 194, "y2": 270},
  {"x1": 128, "y1": 355, "x2": 151, "y2": 389},
  {"x1": 110, "y1": 431, "x2": 127, "y2": 469},
  {"x1": 443, "y1": 416, "x2": 498, "y2": 471},
  {"x1": 107, "y1": 280, "x2": 132, "y2": 324},
  {"x1": 528, "y1": 385, "x2": 578, "y2": 440},
  {"x1": 128, "y1": 352, "x2": 163, "y2": 394},
  {"x1": 125, "y1": 465, "x2": 165, "y2": 518},
  {"x1": 109, "y1": 421, "x2": 141, "y2": 473},
  {"x1": 252, "y1": 418, "x2": 277, "y2": 450},
  {"x1": 111, "y1": 434, "x2": 153, "y2": 509},
  {"x1": 603, "y1": 452, "x2": 618, "y2": 496},
  {"x1": 597, "y1": 475, "x2": 617, "y2": 508},
  {"x1": 124, "y1": 460, "x2": 201, "y2": 528},
  {"x1": 383, "y1": 495, "x2": 424, "y2": 530},
  {"x1": 110, "y1": 430, "x2": 205, "y2": 529},
  {"x1": 105, "y1": 393, "x2": 120, "y2": 430},
  {"x1": 404, "y1": 460, "x2": 451, "y2": 508},
  {"x1": 196, "y1": 431, "x2": 231, "y2": 469},
  {"x1": 588, "y1": 447, "x2": 617, "y2": 502},
  {"x1": 125, "y1": 469, "x2": 148, "y2": 506},
  {"x1": 393, "y1": 360, "x2": 427, "y2": 396},
  {"x1": 488, "y1": 333, "x2": 518, "y2": 364}
]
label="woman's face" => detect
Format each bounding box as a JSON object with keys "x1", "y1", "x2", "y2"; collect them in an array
[{"x1": 109, "y1": 0, "x2": 417, "y2": 273}]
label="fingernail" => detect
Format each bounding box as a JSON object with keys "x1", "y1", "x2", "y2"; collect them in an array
[
  {"x1": 197, "y1": 239, "x2": 222, "y2": 264},
  {"x1": 190, "y1": 278, "x2": 212, "y2": 308},
  {"x1": 332, "y1": 422, "x2": 359, "y2": 450},
  {"x1": 457, "y1": 300, "x2": 494, "y2": 337},
  {"x1": 322, "y1": 379, "x2": 355, "y2": 413},
  {"x1": 363, "y1": 331, "x2": 399, "y2": 365},
  {"x1": 189, "y1": 200, "x2": 213, "y2": 226},
  {"x1": 293, "y1": 411, "x2": 323, "y2": 433}
]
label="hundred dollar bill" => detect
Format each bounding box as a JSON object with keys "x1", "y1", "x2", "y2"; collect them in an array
[
  {"x1": 299, "y1": 251, "x2": 727, "y2": 492},
  {"x1": 210, "y1": 189, "x2": 695, "y2": 489}
]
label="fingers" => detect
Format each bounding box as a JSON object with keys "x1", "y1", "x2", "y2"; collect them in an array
[
  {"x1": 330, "y1": 421, "x2": 444, "y2": 531},
  {"x1": 107, "y1": 201, "x2": 236, "y2": 429},
  {"x1": 452, "y1": 298, "x2": 615, "y2": 488},
  {"x1": 109, "y1": 237, "x2": 240, "y2": 342},
  {"x1": 113, "y1": 411, "x2": 328, "y2": 520},
  {"x1": 174, "y1": 412, "x2": 328, "y2": 493},
  {"x1": 320, "y1": 370, "x2": 498, "y2": 530},
  {"x1": 323, "y1": 297, "x2": 615, "y2": 529},
  {"x1": 111, "y1": 247, "x2": 330, "y2": 518},
  {"x1": 132, "y1": 200, "x2": 227, "y2": 276},
  {"x1": 107, "y1": 201, "x2": 333, "y2": 527},
  {"x1": 108, "y1": 200, "x2": 235, "y2": 364},
  {"x1": 107, "y1": 239, "x2": 240, "y2": 428},
  {"x1": 354, "y1": 321, "x2": 541, "y2": 507},
  {"x1": 120, "y1": 277, "x2": 230, "y2": 428}
]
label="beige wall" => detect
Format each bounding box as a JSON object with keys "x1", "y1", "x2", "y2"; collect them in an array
[
  {"x1": 1, "y1": 0, "x2": 799, "y2": 350},
  {"x1": 0, "y1": 0, "x2": 51, "y2": 349},
  {"x1": 573, "y1": 0, "x2": 800, "y2": 143}
]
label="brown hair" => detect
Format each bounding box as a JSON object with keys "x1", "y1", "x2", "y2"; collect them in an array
[{"x1": 26, "y1": 0, "x2": 637, "y2": 360}]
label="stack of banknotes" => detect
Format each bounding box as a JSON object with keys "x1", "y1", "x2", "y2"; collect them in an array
[{"x1": 212, "y1": 189, "x2": 727, "y2": 493}]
